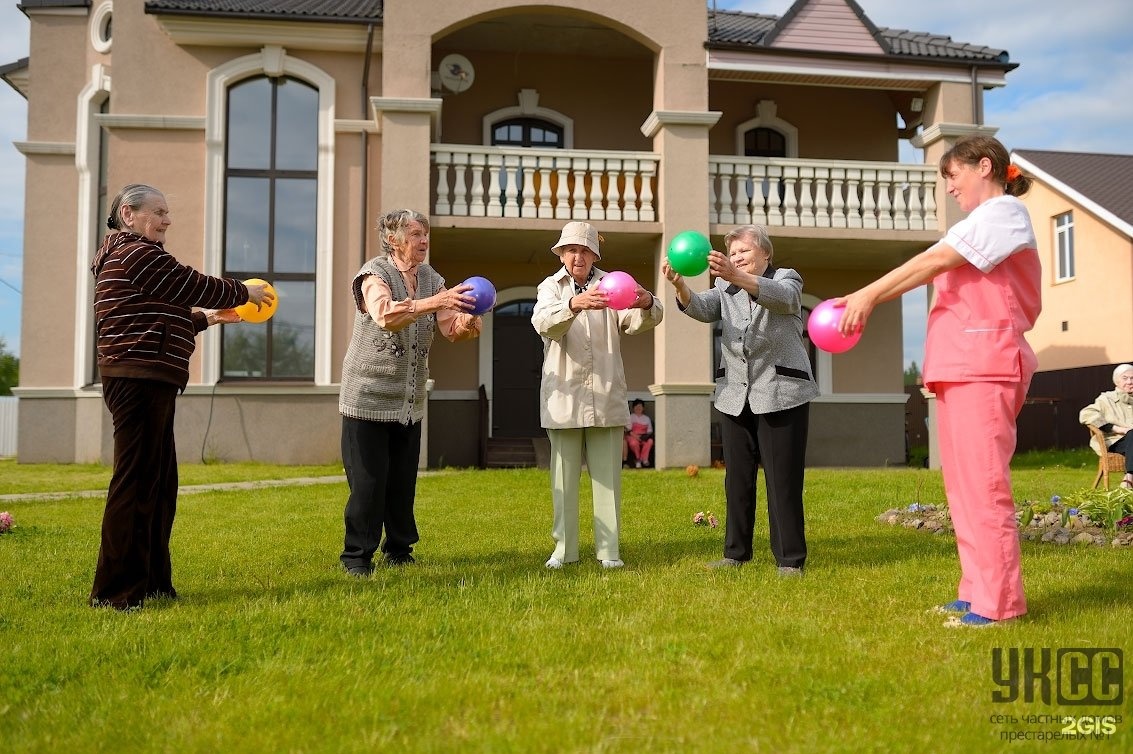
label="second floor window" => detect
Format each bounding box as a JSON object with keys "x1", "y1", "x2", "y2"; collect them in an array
[
  {"x1": 222, "y1": 75, "x2": 318, "y2": 381},
  {"x1": 1055, "y1": 211, "x2": 1075, "y2": 282},
  {"x1": 743, "y1": 127, "x2": 787, "y2": 158},
  {"x1": 491, "y1": 117, "x2": 564, "y2": 148}
]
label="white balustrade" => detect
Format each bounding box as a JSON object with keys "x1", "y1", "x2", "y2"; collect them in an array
[
  {"x1": 709, "y1": 156, "x2": 940, "y2": 232},
  {"x1": 432, "y1": 145, "x2": 659, "y2": 222}
]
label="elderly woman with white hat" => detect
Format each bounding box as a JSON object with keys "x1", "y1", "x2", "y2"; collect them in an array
[
  {"x1": 531, "y1": 221, "x2": 663, "y2": 569},
  {"x1": 1080, "y1": 363, "x2": 1133, "y2": 489}
]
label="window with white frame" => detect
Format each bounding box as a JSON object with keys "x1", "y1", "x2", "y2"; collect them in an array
[
  {"x1": 221, "y1": 75, "x2": 318, "y2": 381},
  {"x1": 1054, "y1": 211, "x2": 1075, "y2": 282}
]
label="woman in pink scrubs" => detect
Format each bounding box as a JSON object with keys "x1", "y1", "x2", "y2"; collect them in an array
[{"x1": 835, "y1": 135, "x2": 1040, "y2": 627}]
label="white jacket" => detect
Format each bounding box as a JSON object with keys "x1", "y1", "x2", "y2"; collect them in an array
[
  {"x1": 532, "y1": 266, "x2": 663, "y2": 430},
  {"x1": 1079, "y1": 389, "x2": 1133, "y2": 453}
]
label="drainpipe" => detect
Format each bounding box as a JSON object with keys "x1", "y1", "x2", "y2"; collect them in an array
[
  {"x1": 361, "y1": 23, "x2": 375, "y2": 267},
  {"x1": 970, "y1": 65, "x2": 982, "y2": 125}
]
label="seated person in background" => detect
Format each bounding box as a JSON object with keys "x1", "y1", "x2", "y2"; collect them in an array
[
  {"x1": 1080, "y1": 363, "x2": 1133, "y2": 489},
  {"x1": 624, "y1": 399, "x2": 654, "y2": 468}
]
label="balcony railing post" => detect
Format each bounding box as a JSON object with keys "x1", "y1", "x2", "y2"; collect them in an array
[
  {"x1": 434, "y1": 151, "x2": 452, "y2": 216},
  {"x1": 607, "y1": 158, "x2": 623, "y2": 222},
  {"x1": 623, "y1": 159, "x2": 640, "y2": 222}
]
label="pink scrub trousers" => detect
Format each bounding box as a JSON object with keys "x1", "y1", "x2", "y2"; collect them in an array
[{"x1": 935, "y1": 379, "x2": 1028, "y2": 621}]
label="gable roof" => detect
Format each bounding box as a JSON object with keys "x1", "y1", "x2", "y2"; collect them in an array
[
  {"x1": 709, "y1": 4, "x2": 1011, "y2": 67},
  {"x1": 1012, "y1": 150, "x2": 1133, "y2": 238},
  {"x1": 145, "y1": 0, "x2": 382, "y2": 23}
]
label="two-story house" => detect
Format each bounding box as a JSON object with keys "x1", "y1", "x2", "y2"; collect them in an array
[
  {"x1": 5, "y1": 0, "x2": 1019, "y2": 467},
  {"x1": 1011, "y1": 149, "x2": 1133, "y2": 450}
]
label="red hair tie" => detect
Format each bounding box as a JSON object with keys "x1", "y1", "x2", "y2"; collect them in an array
[{"x1": 1006, "y1": 164, "x2": 1021, "y2": 182}]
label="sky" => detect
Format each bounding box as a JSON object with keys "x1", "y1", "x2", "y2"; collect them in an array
[{"x1": 0, "y1": 1, "x2": 1131, "y2": 367}]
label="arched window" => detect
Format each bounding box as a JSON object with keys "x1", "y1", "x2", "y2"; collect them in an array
[
  {"x1": 491, "y1": 117, "x2": 564, "y2": 148},
  {"x1": 743, "y1": 127, "x2": 787, "y2": 158},
  {"x1": 221, "y1": 75, "x2": 318, "y2": 381}
]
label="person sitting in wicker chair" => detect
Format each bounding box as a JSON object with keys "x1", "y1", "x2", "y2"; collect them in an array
[{"x1": 1080, "y1": 363, "x2": 1133, "y2": 490}]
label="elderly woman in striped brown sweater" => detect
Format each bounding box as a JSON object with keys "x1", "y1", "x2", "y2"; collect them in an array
[
  {"x1": 338, "y1": 209, "x2": 482, "y2": 576},
  {"x1": 90, "y1": 183, "x2": 273, "y2": 610}
]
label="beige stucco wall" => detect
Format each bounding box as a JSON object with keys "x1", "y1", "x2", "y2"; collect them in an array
[
  {"x1": 1023, "y1": 183, "x2": 1133, "y2": 370},
  {"x1": 709, "y1": 82, "x2": 899, "y2": 160}
]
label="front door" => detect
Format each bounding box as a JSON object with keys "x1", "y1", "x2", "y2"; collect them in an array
[{"x1": 492, "y1": 299, "x2": 544, "y2": 437}]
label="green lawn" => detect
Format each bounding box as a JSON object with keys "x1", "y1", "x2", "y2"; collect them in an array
[{"x1": 1, "y1": 462, "x2": 1128, "y2": 753}]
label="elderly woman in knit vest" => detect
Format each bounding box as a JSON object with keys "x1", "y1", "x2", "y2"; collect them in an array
[{"x1": 339, "y1": 209, "x2": 482, "y2": 576}]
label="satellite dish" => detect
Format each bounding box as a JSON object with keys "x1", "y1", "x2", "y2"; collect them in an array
[{"x1": 438, "y1": 53, "x2": 475, "y2": 94}]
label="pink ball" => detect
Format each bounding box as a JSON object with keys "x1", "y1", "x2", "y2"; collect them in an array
[
  {"x1": 597, "y1": 271, "x2": 639, "y2": 310},
  {"x1": 807, "y1": 299, "x2": 862, "y2": 353}
]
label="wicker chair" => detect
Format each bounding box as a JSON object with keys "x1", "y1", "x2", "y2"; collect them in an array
[{"x1": 1087, "y1": 425, "x2": 1126, "y2": 489}]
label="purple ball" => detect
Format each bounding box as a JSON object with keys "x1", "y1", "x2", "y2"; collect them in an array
[{"x1": 462, "y1": 276, "x2": 496, "y2": 315}]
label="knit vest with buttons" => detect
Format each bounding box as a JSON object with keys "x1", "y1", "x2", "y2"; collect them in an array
[{"x1": 339, "y1": 257, "x2": 442, "y2": 425}]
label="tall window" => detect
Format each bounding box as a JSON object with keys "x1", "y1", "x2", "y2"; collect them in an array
[
  {"x1": 222, "y1": 75, "x2": 318, "y2": 380},
  {"x1": 491, "y1": 117, "x2": 563, "y2": 148},
  {"x1": 1054, "y1": 211, "x2": 1075, "y2": 281},
  {"x1": 89, "y1": 97, "x2": 111, "y2": 386}
]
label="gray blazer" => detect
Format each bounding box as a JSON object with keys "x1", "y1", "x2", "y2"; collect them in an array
[{"x1": 682, "y1": 266, "x2": 819, "y2": 417}]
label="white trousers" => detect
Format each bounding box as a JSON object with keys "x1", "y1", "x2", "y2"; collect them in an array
[{"x1": 547, "y1": 426, "x2": 623, "y2": 562}]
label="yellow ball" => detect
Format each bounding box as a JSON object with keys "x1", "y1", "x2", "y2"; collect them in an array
[{"x1": 234, "y1": 278, "x2": 278, "y2": 323}]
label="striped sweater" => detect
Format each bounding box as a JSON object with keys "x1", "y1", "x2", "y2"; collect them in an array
[{"x1": 91, "y1": 231, "x2": 249, "y2": 390}]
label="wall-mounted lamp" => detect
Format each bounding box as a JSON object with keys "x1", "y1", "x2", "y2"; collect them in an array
[{"x1": 910, "y1": 97, "x2": 924, "y2": 113}]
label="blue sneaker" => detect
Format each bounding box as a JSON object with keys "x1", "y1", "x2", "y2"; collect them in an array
[
  {"x1": 933, "y1": 599, "x2": 971, "y2": 615},
  {"x1": 958, "y1": 612, "x2": 996, "y2": 627}
]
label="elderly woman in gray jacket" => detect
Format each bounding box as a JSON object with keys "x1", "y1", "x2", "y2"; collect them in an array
[
  {"x1": 1080, "y1": 363, "x2": 1133, "y2": 489},
  {"x1": 663, "y1": 225, "x2": 817, "y2": 575},
  {"x1": 532, "y1": 221, "x2": 663, "y2": 570}
]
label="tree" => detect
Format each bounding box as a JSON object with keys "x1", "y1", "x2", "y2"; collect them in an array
[
  {"x1": 903, "y1": 360, "x2": 921, "y2": 387},
  {"x1": 0, "y1": 336, "x2": 17, "y2": 396}
]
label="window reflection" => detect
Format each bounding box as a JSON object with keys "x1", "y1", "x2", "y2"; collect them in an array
[
  {"x1": 227, "y1": 77, "x2": 271, "y2": 170},
  {"x1": 275, "y1": 79, "x2": 318, "y2": 171},
  {"x1": 270, "y1": 281, "x2": 315, "y2": 378},
  {"x1": 225, "y1": 177, "x2": 270, "y2": 272},
  {"x1": 273, "y1": 179, "x2": 317, "y2": 273}
]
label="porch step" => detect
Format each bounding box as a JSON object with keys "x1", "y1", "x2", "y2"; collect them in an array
[{"x1": 485, "y1": 437, "x2": 537, "y2": 468}]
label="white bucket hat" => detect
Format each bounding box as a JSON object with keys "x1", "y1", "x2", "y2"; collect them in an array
[
  {"x1": 1113, "y1": 363, "x2": 1133, "y2": 384},
  {"x1": 550, "y1": 221, "x2": 601, "y2": 259}
]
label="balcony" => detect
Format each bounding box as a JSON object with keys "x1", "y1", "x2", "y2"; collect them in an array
[
  {"x1": 710, "y1": 156, "x2": 939, "y2": 231},
  {"x1": 432, "y1": 144, "x2": 658, "y2": 222},
  {"x1": 430, "y1": 146, "x2": 939, "y2": 233}
]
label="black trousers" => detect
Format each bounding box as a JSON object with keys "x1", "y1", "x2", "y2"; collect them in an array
[
  {"x1": 90, "y1": 377, "x2": 179, "y2": 609},
  {"x1": 1107, "y1": 433, "x2": 1133, "y2": 473},
  {"x1": 719, "y1": 402, "x2": 809, "y2": 568},
  {"x1": 340, "y1": 416, "x2": 422, "y2": 568}
]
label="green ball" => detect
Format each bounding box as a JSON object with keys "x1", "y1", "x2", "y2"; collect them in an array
[{"x1": 667, "y1": 231, "x2": 711, "y2": 276}]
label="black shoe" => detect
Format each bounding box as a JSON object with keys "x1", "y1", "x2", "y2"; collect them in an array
[
  {"x1": 707, "y1": 557, "x2": 743, "y2": 569},
  {"x1": 345, "y1": 564, "x2": 373, "y2": 577},
  {"x1": 385, "y1": 553, "x2": 416, "y2": 566}
]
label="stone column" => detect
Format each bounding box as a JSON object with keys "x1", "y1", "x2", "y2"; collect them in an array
[{"x1": 642, "y1": 110, "x2": 720, "y2": 469}]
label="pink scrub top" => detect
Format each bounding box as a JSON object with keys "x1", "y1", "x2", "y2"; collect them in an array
[{"x1": 922, "y1": 195, "x2": 1042, "y2": 391}]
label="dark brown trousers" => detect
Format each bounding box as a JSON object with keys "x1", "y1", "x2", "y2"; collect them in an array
[{"x1": 90, "y1": 377, "x2": 179, "y2": 609}]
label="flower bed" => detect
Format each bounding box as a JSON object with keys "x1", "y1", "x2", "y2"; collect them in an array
[{"x1": 877, "y1": 496, "x2": 1133, "y2": 548}]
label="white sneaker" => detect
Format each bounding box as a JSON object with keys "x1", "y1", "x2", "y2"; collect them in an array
[
  {"x1": 600, "y1": 559, "x2": 624, "y2": 569},
  {"x1": 545, "y1": 556, "x2": 564, "y2": 569},
  {"x1": 634, "y1": 461, "x2": 642, "y2": 468}
]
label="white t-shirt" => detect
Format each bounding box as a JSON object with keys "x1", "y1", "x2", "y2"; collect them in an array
[{"x1": 943, "y1": 195, "x2": 1037, "y2": 273}]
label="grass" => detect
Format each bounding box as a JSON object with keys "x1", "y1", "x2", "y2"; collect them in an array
[{"x1": 1, "y1": 460, "x2": 1129, "y2": 753}]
